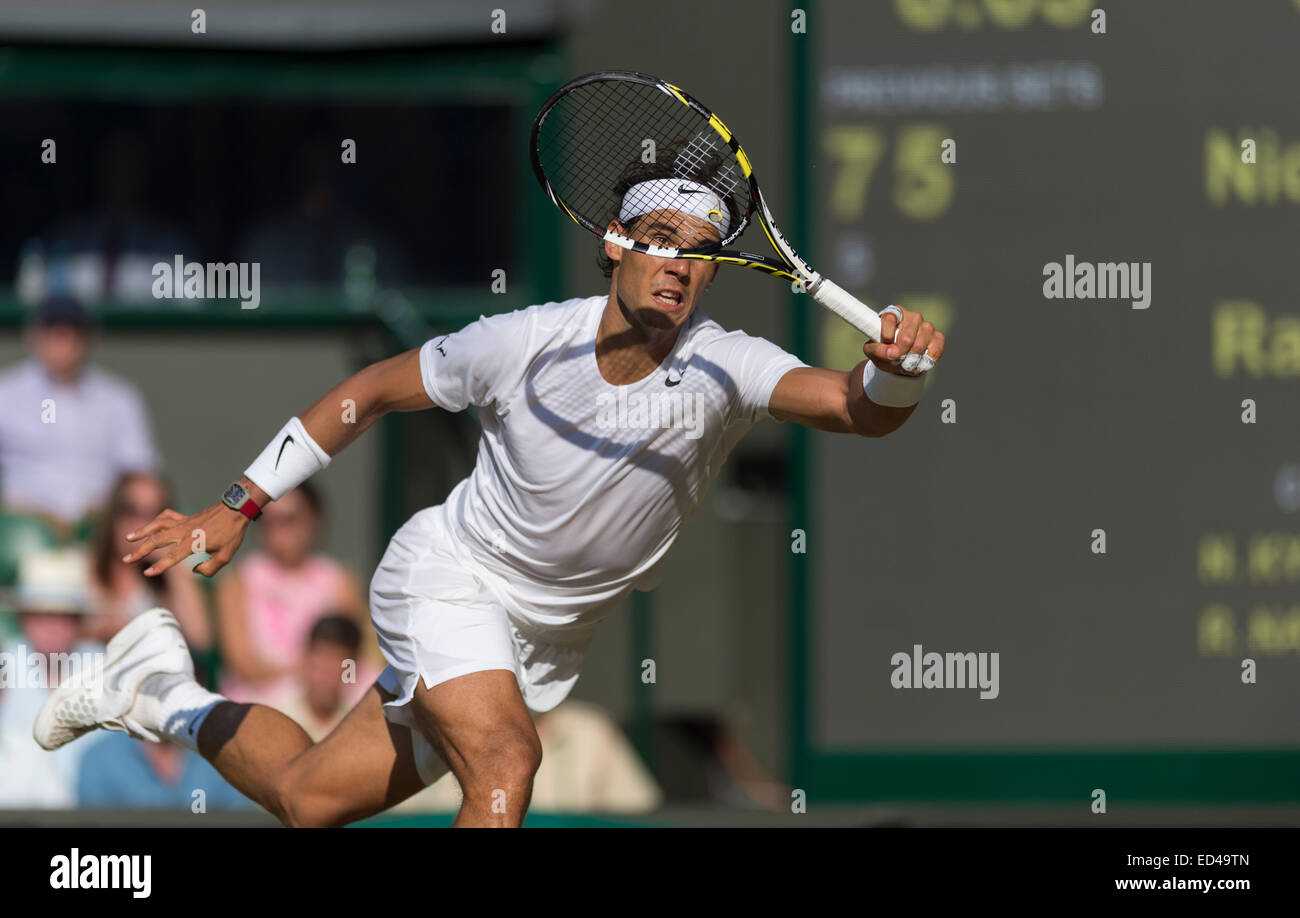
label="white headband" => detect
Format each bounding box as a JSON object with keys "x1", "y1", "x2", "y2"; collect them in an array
[{"x1": 618, "y1": 179, "x2": 731, "y2": 238}]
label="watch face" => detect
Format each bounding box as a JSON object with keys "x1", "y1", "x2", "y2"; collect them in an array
[{"x1": 222, "y1": 484, "x2": 248, "y2": 507}]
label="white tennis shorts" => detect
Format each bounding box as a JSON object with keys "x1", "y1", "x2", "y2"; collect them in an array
[{"x1": 369, "y1": 502, "x2": 589, "y2": 782}]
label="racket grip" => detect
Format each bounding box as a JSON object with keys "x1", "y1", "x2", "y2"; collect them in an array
[{"x1": 808, "y1": 277, "x2": 882, "y2": 342}]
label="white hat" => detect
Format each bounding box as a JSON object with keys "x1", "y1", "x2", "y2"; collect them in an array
[{"x1": 16, "y1": 547, "x2": 90, "y2": 615}]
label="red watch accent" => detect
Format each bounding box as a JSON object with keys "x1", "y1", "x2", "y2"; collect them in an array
[{"x1": 222, "y1": 482, "x2": 263, "y2": 521}]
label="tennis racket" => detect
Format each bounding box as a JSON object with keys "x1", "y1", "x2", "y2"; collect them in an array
[{"x1": 529, "y1": 69, "x2": 935, "y2": 374}]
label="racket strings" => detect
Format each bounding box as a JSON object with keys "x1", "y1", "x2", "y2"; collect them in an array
[
  {"x1": 535, "y1": 78, "x2": 751, "y2": 249},
  {"x1": 676, "y1": 131, "x2": 743, "y2": 201}
]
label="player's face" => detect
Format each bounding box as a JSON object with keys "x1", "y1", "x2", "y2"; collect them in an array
[{"x1": 607, "y1": 212, "x2": 721, "y2": 331}]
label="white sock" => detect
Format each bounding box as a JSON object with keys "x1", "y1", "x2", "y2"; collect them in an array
[{"x1": 137, "y1": 671, "x2": 226, "y2": 753}]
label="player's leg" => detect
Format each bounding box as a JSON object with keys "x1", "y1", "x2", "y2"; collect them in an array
[
  {"x1": 205, "y1": 666, "x2": 544, "y2": 827},
  {"x1": 367, "y1": 506, "x2": 544, "y2": 827},
  {"x1": 34, "y1": 608, "x2": 439, "y2": 827},
  {"x1": 199, "y1": 679, "x2": 435, "y2": 827},
  {"x1": 406, "y1": 668, "x2": 542, "y2": 827}
]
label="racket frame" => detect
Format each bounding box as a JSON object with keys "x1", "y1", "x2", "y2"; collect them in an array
[
  {"x1": 531, "y1": 71, "x2": 812, "y2": 280},
  {"x1": 530, "y1": 69, "x2": 889, "y2": 346}
]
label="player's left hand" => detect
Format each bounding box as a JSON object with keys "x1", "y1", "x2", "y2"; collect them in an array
[{"x1": 863, "y1": 305, "x2": 944, "y2": 376}]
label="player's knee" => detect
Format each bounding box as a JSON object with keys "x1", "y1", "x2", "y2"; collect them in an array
[
  {"x1": 273, "y1": 763, "x2": 347, "y2": 829},
  {"x1": 457, "y1": 724, "x2": 542, "y2": 798},
  {"x1": 281, "y1": 791, "x2": 350, "y2": 829}
]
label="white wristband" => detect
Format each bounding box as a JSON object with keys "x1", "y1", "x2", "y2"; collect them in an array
[
  {"x1": 244, "y1": 417, "x2": 331, "y2": 501},
  {"x1": 862, "y1": 361, "x2": 924, "y2": 408}
]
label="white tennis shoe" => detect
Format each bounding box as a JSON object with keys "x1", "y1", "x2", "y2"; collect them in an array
[{"x1": 33, "y1": 607, "x2": 193, "y2": 750}]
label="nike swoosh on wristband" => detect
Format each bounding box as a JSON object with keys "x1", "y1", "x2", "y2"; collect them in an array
[{"x1": 275, "y1": 435, "x2": 294, "y2": 470}]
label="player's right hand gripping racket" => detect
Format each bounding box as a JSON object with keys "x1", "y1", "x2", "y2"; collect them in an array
[{"x1": 529, "y1": 69, "x2": 936, "y2": 374}]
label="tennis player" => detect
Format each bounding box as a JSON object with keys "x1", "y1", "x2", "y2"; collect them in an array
[{"x1": 35, "y1": 175, "x2": 944, "y2": 827}]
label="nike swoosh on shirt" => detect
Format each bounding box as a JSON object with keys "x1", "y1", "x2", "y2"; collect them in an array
[{"x1": 665, "y1": 373, "x2": 683, "y2": 387}]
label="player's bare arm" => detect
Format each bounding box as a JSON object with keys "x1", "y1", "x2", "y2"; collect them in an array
[
  {"x1": 123, "y1": 348, "x2": 433, "y2": 577},
  {"x1": 770, "y1": 304, "x2": 945, "y2": 437}
]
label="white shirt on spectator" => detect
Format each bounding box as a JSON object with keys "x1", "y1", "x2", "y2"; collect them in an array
[{"x1": 0, "y1": 359, "x2": 158, "y2": 523}]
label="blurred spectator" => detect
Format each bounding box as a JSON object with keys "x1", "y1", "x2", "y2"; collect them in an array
[
  {"x1": 0, "y1": 609, "x2": 17, "y2": 645},
  {"x1": 84, "y1": 472, "x2": 211, "y2": 658},
  {"x1": 403, "y1": 700, "x2": 663, "y2": 814},
  {"x1": 653, "y1": 715, "x2": 790, "y2": 812},
  {"x1": 0, "y1": 512, "x2": 59, "y2": 643},
  {"x1": 77, "y1": 732, "x2": 253, "y2": 811},
  {"x1": 0, "y1": 547, "x2": 99, "y2": 808},
  {"x1": 16, "y1": 128, "x2": 191, "y2": 308},
  {"x1": 277, "y1": 615, "x2": 369, "y2": 741},
  {"x1": 0, "y1": 296, "x2": 158, "y2": 528},
  {"x1": 216, "y1": 483, "x2": 370, "y2": 708}
]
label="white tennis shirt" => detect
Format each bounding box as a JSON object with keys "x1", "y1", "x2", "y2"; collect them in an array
[{"x1": 419, "y1": 294, "x2": 807, "y2": 636}]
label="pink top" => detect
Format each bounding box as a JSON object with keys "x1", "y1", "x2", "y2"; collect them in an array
[{"x1": 220, "y1": 553, "x2": 351, "y2": 707}]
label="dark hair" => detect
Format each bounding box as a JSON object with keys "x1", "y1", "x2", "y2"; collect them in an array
[
  {"x1": 92, "y1": 472, "x2": 173, "y2": 600},
  {"x1": 307, "y1": 614, "x2": 361, "y2": 653},
  {"x1": 596, "y1": 141, "x2": 744, "y2": 279},
  {"x1": 33, "y1": 296, "x2": 91, "y2": 330}
]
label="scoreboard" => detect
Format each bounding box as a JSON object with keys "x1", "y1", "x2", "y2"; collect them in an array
[{"x1": 806, "y1": 0, "x2": 1300, "y2": 778}]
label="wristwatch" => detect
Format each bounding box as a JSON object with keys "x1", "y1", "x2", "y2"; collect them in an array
[{"x1": 221, "y1": 482, "x2": 262, "y2": 521}]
